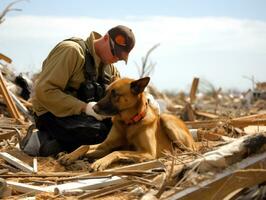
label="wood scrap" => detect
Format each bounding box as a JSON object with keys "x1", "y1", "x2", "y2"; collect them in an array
[
  {"x1": 194, "y1": 110, "x2": 219, "y2": 119},
  {"x1": 77, "y1": 181, "x2": 135, "y2": 199},
  {"x1": 167, "y1": 152, "x2": 266, "y2": 200},
  {"x1": 0, "y1": 168, "x2": 8, "y2": 175},
  {"x1": 189, "y1": 77, "x2": 199, "y2": 104},
  {"x1": 0, "y1": 53, "x2": 12, "y2": 64},
  {"x1": 0, "y1": 71, "x2": 22, "y2": 123},
  {"x1": 0, "y1": 129, "x2": 16, "y2": 141},
  {"x1": 0, "y1": 152, "x2": 34, "y2": 173},
  {"x1": 181, "y1": 103, "x2": 195, "y2": 121},
  {"x1": 5, "y1": 160, "x2": 164, "y2": 195},
  {"x1": 185, "y1": 113, "x2": 266, "y2": 129}
]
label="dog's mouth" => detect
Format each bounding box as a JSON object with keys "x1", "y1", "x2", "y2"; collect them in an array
[{"x1": 93, "y1": 104, "x2": 119, "y2": 116}]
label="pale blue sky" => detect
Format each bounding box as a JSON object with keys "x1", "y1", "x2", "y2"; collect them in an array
[
  {"x1": 6, "y1": 0, "x2": 266, "y2": 20},
  {"x1": 1, "y1": 0, "x2": 266, "y2": 92}
]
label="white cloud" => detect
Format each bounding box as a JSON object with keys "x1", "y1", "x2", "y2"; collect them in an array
[{"x1": 1, "y1": 15, "x2": 266, "y2": 91}]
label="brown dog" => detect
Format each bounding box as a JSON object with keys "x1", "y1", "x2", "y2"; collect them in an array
[{"x1": 59, "y1": 77, "x2": 196, "y2": 171}]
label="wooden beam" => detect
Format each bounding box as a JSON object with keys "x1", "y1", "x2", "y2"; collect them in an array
[
  {"x1": 0, "y1": 53, "x2": 12, "y2": 63},
  {"x1": 185, "y1": 113, "x2": 266, "y2": 129},
  {"x1": 77, "y1": 181, "x2": 134, "y2": 199},
  {"x1": 0, "y1": 152, "x2": 34, "y2": 173},
  {"x1": 194, "y1": 110, "x2": 219, "y2": 119},
  {"x1": 6, "y1": 181, "x2": 47, "y2": 193},
  {"x1": 0, "y1": 71, "x2": 22, "y2": 123},
  {"x1": 185, "y1": 119, "x2": 221, "y2": 129},
  {"x1": 168, "y1": 152, "x2": 266, "y2": 200},
  {"x1": 189, "y1": 77, "x2": 199, "y2": 104},
  {"x1": 0, "y1": 129, "x2": 16, "y2": 141},
  {"x1": 6, "y1": 160, "x2": 164, "y2": 195}
]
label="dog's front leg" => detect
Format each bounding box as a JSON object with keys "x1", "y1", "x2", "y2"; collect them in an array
[
  {"x1": 91, "y1": 150, "x2": 154, "y2": 171},
  {"x1": 58, "y1": 145, "x2": 90, "y2": 165},
  {"x1": 85, "y1": 125, "x2": 125, "y2": 160}
]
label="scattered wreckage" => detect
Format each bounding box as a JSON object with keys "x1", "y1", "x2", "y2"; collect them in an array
[{"x1": 0, "y1": 54, "x2": 266, "y2": 199}]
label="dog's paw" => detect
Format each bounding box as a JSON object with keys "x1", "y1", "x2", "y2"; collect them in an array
[
  {"x1": 91, "y1": 158, "x2": 110, "y2": 171},
  {"x1": 58, "y1": 153, "x2": 77, "y2": 166}
]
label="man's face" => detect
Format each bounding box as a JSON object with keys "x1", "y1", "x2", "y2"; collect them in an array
[
  {"x1": 106, "y1": 35, "x2": 129, "y2": 64},
  {"x1": 98, "y1": 35, "x2": 129, "y2": 64},
  {"x1": 100, "y1": 48, "x2": 119, "y2": 64}
]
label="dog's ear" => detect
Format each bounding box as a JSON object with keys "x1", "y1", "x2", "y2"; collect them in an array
[{"x1": 130, "y1": 77, "x2": 150, "y2": 95}]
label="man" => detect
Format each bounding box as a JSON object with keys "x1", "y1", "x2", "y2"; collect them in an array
[{"x1": 21, "y1": 25, "x2": 135, "y2": 156}]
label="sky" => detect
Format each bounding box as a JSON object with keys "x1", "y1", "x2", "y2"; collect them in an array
[{"x1": 1, "y1": 0, "x2": 266, "y2": 92}]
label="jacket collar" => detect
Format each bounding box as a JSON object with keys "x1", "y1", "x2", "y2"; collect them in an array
[{"x1": 85, "y1": 31, "x2": 102, "y2": 73}]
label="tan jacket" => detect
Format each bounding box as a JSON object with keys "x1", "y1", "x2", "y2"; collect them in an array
[{"x1": 32, "y1": 31, "x2": 119, "y2": 117}]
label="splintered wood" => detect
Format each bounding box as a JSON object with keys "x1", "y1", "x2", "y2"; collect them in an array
[{"x1": 0, "y1": 71, "x2": 22, "y2": 122}]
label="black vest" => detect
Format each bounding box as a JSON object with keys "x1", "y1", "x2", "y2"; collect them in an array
[{"x1": 64, "y1": 37, "x2": 111, "y2": 102}]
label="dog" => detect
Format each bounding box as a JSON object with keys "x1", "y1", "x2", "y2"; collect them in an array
[{"x1": 59, "y1": 77, "x2": 196, "y2": 171}]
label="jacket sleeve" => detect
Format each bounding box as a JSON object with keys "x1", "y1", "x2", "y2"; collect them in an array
[{"x1": 34, "y1": 42, "x2": 87, "y2": 117}]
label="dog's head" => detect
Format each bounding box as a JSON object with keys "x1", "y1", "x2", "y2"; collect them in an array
[{"x1": 93, "y1": 77, "x2": 150, "y2": 116}]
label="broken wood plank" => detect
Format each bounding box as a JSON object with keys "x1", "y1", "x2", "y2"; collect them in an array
[
  {"x1": 0, "y1": 172, "x2": 85, "y2": 178},
  {"x1": 0, "y1": 152, "x2": 34, "y2": 173},
  {"x1": 0, "y1": 169, "x2": 8, "y2": 175},
  {"x1": 230, "y1": 113, "x2": 266, "y2": 128},
  {"x1": 52, "y1": 160, "x2": 164, "y2": 194},
  {"x1": 230, "y1": 118, "x2": 266, "y2": 128},
  {"x1": 194, "y1": 110, "x2": 219, "y2": 119},
  {"x1": 77, "y1": 181, "x2": 134, "y2": 199},
  {"x1": 7, "y1": 176, "x2": 128, "y2": 195},
  {"x1": 167, "y1": 152, "x2": 266, "y2": 200},
  {"x1": 185, "y1": 119, "x2": 222, "y2": 129},
  {"x1": 189, "y1": 77, "x2": 199, "y2": 104},
  {"x1": 6, "y1": 160, "x2": 164, "y2": 195},
  {"x1": 244, "y1": 125, "x2": 266, "y2": 135},
  {"x1": 33, "y1": 157, "x2": 37, "y2": 173},
  {"x1": 185, "y1": 114, "x2": 266, "y2": 129},
  {"x1": 0, "y1": 123, "x2": 28, "y2": 129},
  {"x1": 6, "y1": 181, "x2": 47, "y2": 193},
  {"x1": 181, "y1": 103, "x2": 195, "y2": 121},
  {"x1": 9, "y1": 90, "x2": 32, "y2": 121},
  {"x1": 46, "y1": 176, "x2": 125, "y2": 193},
  {"x1": 233, "y1": 112, "x2": 266, "y2": 121},
  {"x1": 0, "y1": 129, "x2": 16, "y2": 141},
  {"x1": 0, "y1": 71, "x2": 22, "y2": 123},
  {"x1": 0, "y1": 53, "x2": 12, "y2": 64},
  {"x1": 106, "y1": 160, "x2": 164, "y2": 172}
]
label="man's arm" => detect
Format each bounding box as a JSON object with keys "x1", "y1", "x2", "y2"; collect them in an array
[{"x1": 34, "y1": 41, "x2": 86, "y2": 117}]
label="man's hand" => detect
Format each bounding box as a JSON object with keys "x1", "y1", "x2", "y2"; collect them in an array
[{"x1": 85, "y1": 102, "x2": 109, "y2": 121}]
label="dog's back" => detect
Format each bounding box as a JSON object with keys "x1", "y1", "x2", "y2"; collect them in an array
[{"x1": 137, "y1": 103, "x2": 196, "y2": 158}]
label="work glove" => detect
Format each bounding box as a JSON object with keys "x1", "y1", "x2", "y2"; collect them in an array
[
  {"x1": 85, "y1": 102, "x2": 109, "y2": 121},
  {"x1": 146, "y1": 93, "x2": 161, "y2": 115}
]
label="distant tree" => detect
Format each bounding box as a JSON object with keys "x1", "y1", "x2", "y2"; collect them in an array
[
  {"x1": 0, "y1": 0, "x2": 27, "y2": 24},
  {"x1": 242, "y1": 75, "x2": 256, "y2": 90},
  {"x1": 135, "y1": 43, "x2": 160, "y2": 78}
]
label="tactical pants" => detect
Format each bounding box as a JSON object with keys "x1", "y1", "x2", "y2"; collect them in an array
[{"x1": 35, "y1": 112, "x2": 112, "y2": 156}]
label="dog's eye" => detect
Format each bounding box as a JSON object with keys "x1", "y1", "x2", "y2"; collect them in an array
[{"x1": 111, "y1": 90, "x2": 122, "y2": 100}]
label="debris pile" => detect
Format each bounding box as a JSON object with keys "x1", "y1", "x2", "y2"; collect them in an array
[{"x1": 0, "y1": 56, "x2": 266, "y2": 199}]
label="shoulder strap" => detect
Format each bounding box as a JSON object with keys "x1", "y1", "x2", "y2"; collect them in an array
[{"x1": 63, "y1": 37, "x2": 97, "y2": 81}]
